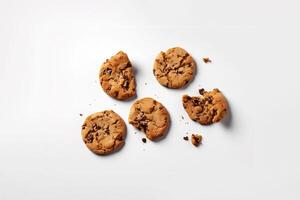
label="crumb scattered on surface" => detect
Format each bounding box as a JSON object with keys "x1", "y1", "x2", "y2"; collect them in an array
[
  {"x1": 181, "y1": 115, "x2": 184, "y2": 120},
  {"x1": 183, "y1": 136, "x2": 189, "y2": 141},
  {"x1": 142, "y1": 138, "x2": 147, "y2": 143},
  {"x1": 199, "y1": 88, "x2": 205, "y2": 95},
  {"x1": 191, "y1": 134, "x2": 202, "y2": 147},
  {"x1": 79, "y1": 113, "x2": 83, "y2": 116},
  {"x1": 145, "y1": 82, "x2": 147, "y2": 85},
  {"x1": 203, "y1": 57, "x2": 212, "y2": 63}
]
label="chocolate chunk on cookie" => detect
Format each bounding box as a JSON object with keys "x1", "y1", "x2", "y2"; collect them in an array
[
  {"x1": 99, "y1": 51, "x2": 136, "y2": 100},
  {"x1": 153, "y1": 47, "x2": 196, "y2": 89},
  {"x1": 81, "y1": 110, "x2": 126, "y2": 155},
  {"x1": 182, "y1": 88, "x2": 228, "y2": 125},
  {"x1": 128, "y1": 97, "x2": 170, "y2": 140}
]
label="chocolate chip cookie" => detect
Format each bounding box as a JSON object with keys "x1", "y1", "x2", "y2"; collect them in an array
[
  {"x1": 153, "y1": 47, "x2": 196, "y2": 89},
  {"x1": 182, "y1": 88, "x2": 228, "y2": 125},
  {"x1": 100, "y1": 51, "x2": 136, "y2": 100},
  {"x1": 128, "y1": 97, "x2": 170, "y2": 140},
  {"x1": 81, "y1": 110, "x2": 126, "y2": 155}
]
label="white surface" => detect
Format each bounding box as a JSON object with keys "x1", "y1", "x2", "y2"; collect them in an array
[{"x1": 0, "y1": 0, "x2": 300, "y2": 199}]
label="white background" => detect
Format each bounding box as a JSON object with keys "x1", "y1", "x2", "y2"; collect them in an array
[{"x1": 1, "y1": 0, "x2": 300, "y2": 199}]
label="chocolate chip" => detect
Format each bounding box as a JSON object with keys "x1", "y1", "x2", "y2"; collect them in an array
[
  {"x1": 192, "y1": 98, "x2": 200, "y2": 105},
  {"x1": 199, "y1": 88, "x2": 205, "y2": 95},
  {"x1": 183, "y1": 136, "x2": 188, "y2": 141},
  {"x1": 123, "y1": 80, "x2": 129, "y2": 89},
  {"x1": 186, "y1": 96, "x2": 192, "y2": 100},
  {"x1": 106, "y1": 68, "x2": 112, "y2": 75},
  {"x1": 142, "y1": 138, "x2": 147, "y2": 143},
  {"x1": 203, "y1": 57, "x2": 212, "y2": 63},
  {"x1": 86, "y1": 133, "x2": 94, "y2": 143}
]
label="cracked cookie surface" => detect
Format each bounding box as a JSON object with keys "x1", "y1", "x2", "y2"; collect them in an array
[
  {"x1": 81, "y1": 110, "x2": 126, "y2": 155},
  {"x1": 153, "y1": 47, "x2": 196, "y2": 89},
  {"x1": 182, "y1": 88, "x2": 228, "y2": 125},
  {"x1": 100, "y1": 51, "x2": 136, "y2": 100},
  {"x1": 128, "y1": 97, "x2": 170, "y2": 140}
]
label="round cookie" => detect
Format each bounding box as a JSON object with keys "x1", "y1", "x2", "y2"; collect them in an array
[
  {"x1": 153, "y1": 47, "x2": 196, "y2": 89},
  {"x1": 100, "y1": 51, "x2": 136, "y2": 100},
  {"x1": 128, "y1": 97, "x2": 170, "y2": 140},
  {"x1": 81, "y1": 110, "x2": 126, "y2": 155},
  {"x1": 182, "y1": 88, "x2": 228, "y2": 125}
]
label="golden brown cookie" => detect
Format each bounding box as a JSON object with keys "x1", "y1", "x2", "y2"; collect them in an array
[
  {"x1": 81, "y1": 110, "x2": 126, "y2": 155},
  {"x1": 182, "y1": 88, "x2": 228, "y2": 125},
  {"x1": 99, "y1": 51, "x2": 136, "y2": 100},
  {"x1": 128, "y1": 97, "x2": 170, "y2": 140},
  {"x1": 153, "y1": 47, "x2": 196, "y2": 89}
]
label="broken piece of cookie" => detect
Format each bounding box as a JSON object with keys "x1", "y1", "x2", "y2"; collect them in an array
[
  {"x1": 99, "y1": 51, "x2": 136, "y2": 100},
  {"x1": 191, "y1": 134, "x2": 202, "y2": 147},
  {"x1": 128, "y1": 97, "x2": 170, "y2": 141},
  {"x1": 182, "y1": 88, "x2": 228, "y2": 125}
]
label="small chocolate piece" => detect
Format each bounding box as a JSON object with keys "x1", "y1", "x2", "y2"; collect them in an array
[
  {"x1": 79, "y1": 113, "x2": 83, "y2": 116},
  {"x1": 199, "y1": 88, "x2": 205, "y2": 95},
  {"x1": 203, "y1": 57, "x2": 212, "y2": 63},
  {"x1": 142, "y1": 138, "x2": 147, "y2": 143},
  {"x1": 191, "y1": 134, "x2": 202, "y2": 147},
  {"x1": 183, "y1": 136, "x2": 189, "y2": 141}
]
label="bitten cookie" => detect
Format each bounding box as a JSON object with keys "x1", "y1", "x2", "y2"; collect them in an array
[
  {"x1": 100, "y1": 51, "x2": 136, "y2": 100},
  {"x1": 128, "y1": 97, "x2": 170, "y2": 140},
  {"x1": 153, "y1": 47, "x2": 196, "y2": 89},
  {"x1": 182, "y1": 88, "x2": 228, "y2": 125},
  {"x1": 81, "y1": 110, "x2": 126, "y2": 155}
]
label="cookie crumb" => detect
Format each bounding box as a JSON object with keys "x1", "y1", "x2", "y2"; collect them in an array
[
  {"x1": 181, "y1": 115, "x2": 184, "y2": 120},
  {"x1": 79, "y1": 113, "x2": 83, "y2": 116},
  {"x1": 191, "y1": 134, "x2": 202, "y2": 147},
  {"x1": 142, "y1": 138, "x2": 147, "y2": 143},
  {"x1": 203, "y1": 57, "x2": 212, "y2": 63},
  {"x1": 183, "y1": 136, "x2": 189, "y2": 141}
]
